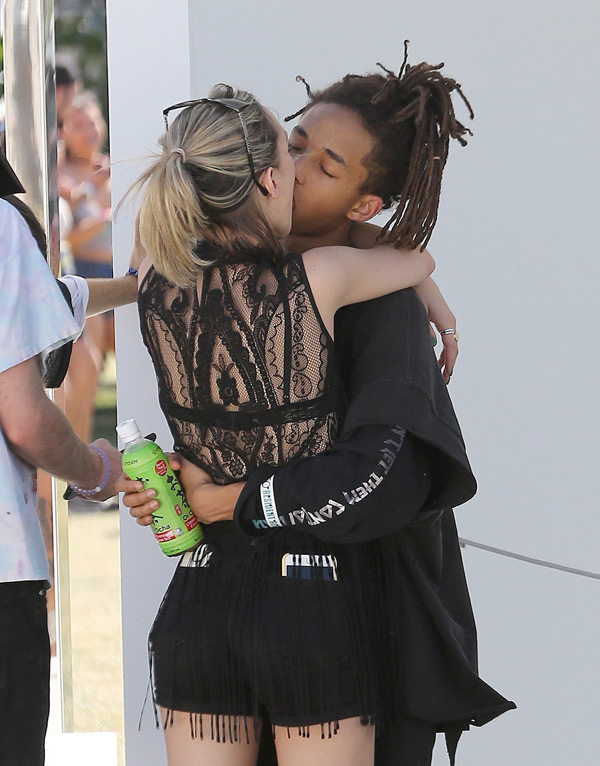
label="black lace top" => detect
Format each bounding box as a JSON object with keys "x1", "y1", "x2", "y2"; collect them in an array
[{"x1": 138, "y1": 251, "x2": 344, "y2": 484}]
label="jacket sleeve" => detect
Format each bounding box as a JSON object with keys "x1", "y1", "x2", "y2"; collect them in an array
[{"x1": 233, "y1": 425, "x2": 433, "y2": 543}]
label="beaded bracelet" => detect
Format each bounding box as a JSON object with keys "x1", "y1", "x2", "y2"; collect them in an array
[{"x1": 67, "y1": 445, "x2": 111, "y2": 497}]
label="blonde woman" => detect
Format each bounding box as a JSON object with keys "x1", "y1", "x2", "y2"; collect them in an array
[{"x1": 119, "y1": 84, "x2": 437, "y2": 766}]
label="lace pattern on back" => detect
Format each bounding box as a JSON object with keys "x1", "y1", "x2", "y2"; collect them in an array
[{"x1": 138, "y1": 253, "x2": 343, "y2": 483}]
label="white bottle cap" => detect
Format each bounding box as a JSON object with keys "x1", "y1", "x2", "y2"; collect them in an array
[{"x1": 116, "y1": 419, "x2": 143, "y2": 445}]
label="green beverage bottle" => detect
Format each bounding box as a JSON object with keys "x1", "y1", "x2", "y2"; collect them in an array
[{"x1": 116, "y1": 419, "x2": 203, "y2": 557}]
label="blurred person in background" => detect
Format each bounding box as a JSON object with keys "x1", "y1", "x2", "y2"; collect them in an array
[
  {"x1": 55, "y1": 53, "x2": 82, "y2": 276},
  {"x1": 59, "y1": 90, "x2": 113, "y2": 442},
  {"x1": 56, "y1": 52, "x2": 82, "y2": 277}
]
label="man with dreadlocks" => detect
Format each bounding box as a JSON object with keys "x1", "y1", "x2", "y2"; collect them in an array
[
  {"x1": 246, "y1": 57, "x2": 515, "y2": 761},
  {"x1": 124, "y1": 47, "x2": 515, "y2": 765}
]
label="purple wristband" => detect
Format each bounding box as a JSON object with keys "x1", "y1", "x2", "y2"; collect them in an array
[{"x1": 67, "y1": 445, "x2": 111, "y2": 496}]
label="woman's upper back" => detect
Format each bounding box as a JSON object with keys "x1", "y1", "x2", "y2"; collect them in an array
[{"x1": 138, "y1": 250, "x2": 343, "y2": 483}]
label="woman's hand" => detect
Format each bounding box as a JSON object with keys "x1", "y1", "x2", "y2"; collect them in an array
[
  {"x1": 436, "y1": 329, "x2": 459, "y2": 385},
  {"x1": 414, "y1": 277, "x2": 458, "y2": 384}
]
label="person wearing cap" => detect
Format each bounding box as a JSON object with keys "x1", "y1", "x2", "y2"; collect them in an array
[{"x1": 0, "y1": 148, "x2": 123, "y2": 766}]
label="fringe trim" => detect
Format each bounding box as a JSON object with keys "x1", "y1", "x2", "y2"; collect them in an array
[{"x1": 150, "y1": 711, "x2": 373, "y2": 743}]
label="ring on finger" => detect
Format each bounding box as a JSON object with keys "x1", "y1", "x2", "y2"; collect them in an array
[{"x1": 441, "y1": 328, "x2": 459, "y2": 342}]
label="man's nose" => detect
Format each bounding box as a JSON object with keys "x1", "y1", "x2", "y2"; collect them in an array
[{"x1": 293, "y1": 154, "x2": 306, "y2": 184}]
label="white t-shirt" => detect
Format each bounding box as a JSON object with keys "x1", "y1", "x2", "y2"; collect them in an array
[{"x1": 0, "y1": 199, "x2": 81, "y2": 584}]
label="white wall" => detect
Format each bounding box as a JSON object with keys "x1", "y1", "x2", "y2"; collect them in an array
[{"x1": 107, "y1": 2, "x2": 600, "y2": 763}]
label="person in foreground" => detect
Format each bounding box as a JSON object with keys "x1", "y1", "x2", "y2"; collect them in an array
[
  {"x1": 123, "y1": 54, "x2": 515, "y2": 765},
  {"x1": 0, "y1": 149, "x2": 123, "y2": 766}
]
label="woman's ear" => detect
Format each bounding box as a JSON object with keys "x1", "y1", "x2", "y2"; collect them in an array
[{"x1": 258, "y1": 167, "x2": 279, "y2": 199}]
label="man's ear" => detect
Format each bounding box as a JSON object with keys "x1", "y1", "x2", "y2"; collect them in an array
[
  {"x1": 258, "y1": 167, "x2": 279, "y2": 198},
  {"x1": 347, "y1": 195, "x2": 383, "y2": 223}
]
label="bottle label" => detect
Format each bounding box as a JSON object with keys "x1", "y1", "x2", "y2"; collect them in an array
[
  {"x1": 186, "y1": 516, "x2": 199, "y2": 531},
  {"x1": 155, "y1": 529, "x2": 176, "y2": 543}
]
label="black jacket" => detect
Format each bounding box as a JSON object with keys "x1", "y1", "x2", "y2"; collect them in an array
[{"x1": 343, "y1": 288, "x2": 514, "y2": 719}]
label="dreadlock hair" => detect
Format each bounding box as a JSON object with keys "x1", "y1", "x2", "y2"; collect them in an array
[{"x1": 285, "y1": 42, "x2": 474, "y2": 250}]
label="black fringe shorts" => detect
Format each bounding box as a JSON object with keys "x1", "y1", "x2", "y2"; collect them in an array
[{"x1": 149, "y1": 526, "x2": 381, "y2": 734}]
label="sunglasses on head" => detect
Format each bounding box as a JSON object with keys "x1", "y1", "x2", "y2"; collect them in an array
[{"x1": 162, "y1": 97, "x2": 269, "y2": 196}]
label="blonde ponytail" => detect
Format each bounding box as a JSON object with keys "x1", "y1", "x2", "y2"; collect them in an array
[
  {"x1": 121, "y1": 84, "x2": 283, "y2": 288},
  {"x1": 135, "y1": 141, "x2": 210, "y2": 287}
]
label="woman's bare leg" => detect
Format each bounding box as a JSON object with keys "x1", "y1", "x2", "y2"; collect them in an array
[
  {"x1": 161, "y1": 710, "x2": 260, "y2": 766},
  {"x1": 274, "y1": 717, "x2": 375, "y2": 766}
]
